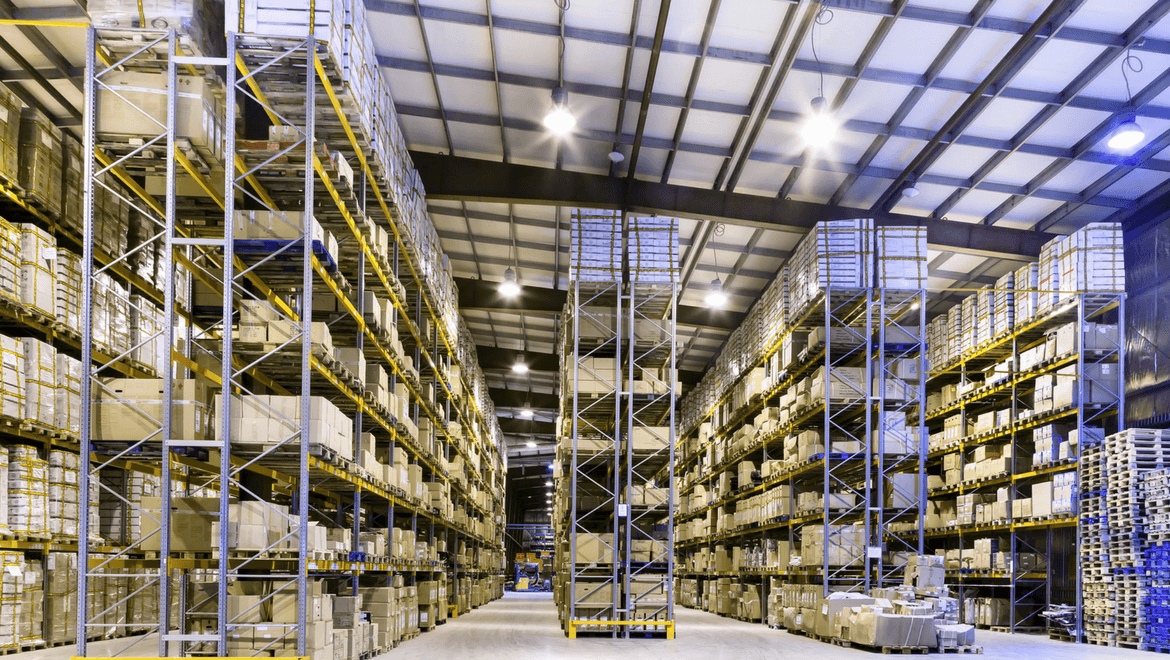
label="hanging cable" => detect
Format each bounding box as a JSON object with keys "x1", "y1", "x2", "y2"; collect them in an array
[
  {"x1": 810, "y1": 6, "x2": 834, "y2": 99},
  {"x1": 1122, "y1": 48, "x2": 1144, "y2": 104},
  {"x1": 554, "y1": 0, "x2": 569, "y2": 85},
  {"x1": 711, "y1": 223, "x2": 725, "y2": 271}
]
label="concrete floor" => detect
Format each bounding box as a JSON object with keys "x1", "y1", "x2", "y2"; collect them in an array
[{"x1": 381, "y1": 591, "x2": 1150, "y2": 660}]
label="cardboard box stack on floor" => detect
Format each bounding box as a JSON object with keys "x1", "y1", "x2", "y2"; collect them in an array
[{"x1": 43, "y1": 552, "x2": 75, "y2": 644}]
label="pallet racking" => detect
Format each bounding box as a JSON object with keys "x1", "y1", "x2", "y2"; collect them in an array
[
  {"x1": 61, "y1": 27, "x2": 507, "y2": 658},
  {"x1": 920, "y1": 291, "x2": 1123, "y2": 637},
  {"x1": 553, "y1": 211, "x2": 677, "y2": 639},
  {"x1": 671, "y1": 221, "x2": 927, "y2": 622}
]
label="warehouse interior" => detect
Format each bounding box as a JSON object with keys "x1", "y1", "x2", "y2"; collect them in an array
[{"x1": 0, "y1": 0, "x2": 1163, "y2": 657}]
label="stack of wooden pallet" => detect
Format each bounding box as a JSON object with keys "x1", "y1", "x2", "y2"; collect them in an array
[
  {"x1": 1080, "y1": 439, "x2": 1114, "y2": 646},
  {"x1": 1105, "y1": 429, "x2": 1170, "y2": 650}
]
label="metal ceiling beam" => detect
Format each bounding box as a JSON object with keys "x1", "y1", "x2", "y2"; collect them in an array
[
  {"x1": 0, "y1": 67, "x2": 81, "y2": 81},
  {"x1": 367, "y1": 0, "x2": 1170, "y2": 83},
  {"x1": 986, "y1": 65, "x2": 1170, "y2": 229},
  {"x1": 608, "y1": 0, "x2": 641, "y2": 177},
  {"x1": 1036, "y1": 126, "x2": 1170, "y2": 232},
  {"x1": 489, "y1": 388, "x2": 559, "y2": 409},
  {"x1": 454, "y1": 275, "x2": 744, "y2": 332},
  {"x1": 444, "y1": 246, "x2": 770, "y2": 291},
  {"x1": 483, "y1": 0, "x2": 509, "y2": 162},
  {"x1": 394, "y1": 100, "x2": 1142, "y2": 208},
  {"x1": 662, "y1": 0, "x2": 721, "y2": 183},
  {"x1": 0, "y1": 73, "x2": 65, "y2": 127},
  {"x1": 868, "y1": 0, "x2": 1086, "y2": 215},
  {"x1": 475, "y1": 345, "x2": 558, "y2": 373},
  {"x1": 430, "y1": 207, "x2": 797, "y2": 258},
  {"x1": 625, "y1": 0, "x2": 671, "y2": 183},
  {"x1": 829, "y1": 0, "x2": 994, "y2": 207},
  {"x1": 379, "y1": 52, "x2": 1170, "y2": 131},
  {"x1": 721, "y1": 1, "x2": 815, "y2": 191},
  {"x1": 928, "y1": 259, "x2": 1004, "y2": 313},
  {"x1": 0, "y1": 33, "x2": 79, "y2": 126},
  {"x1": 10, "y1": 5, "x2": 84, "y2": 19},
  {"x1": 0, "y1": 0, "x2": 82, "y2": 95},
  {"x1": 934, "y1": 1, "x2": 1170, "y2": 222},
  {"x1": 498, "y1": 418, "x2": 556, "y2": 435},
  {"x1": 1111, "y1": 175, "x2": 1170, "y2": 228},
  {"x1": 413, "y1": 152, "x2": 1056, "y2": 258},
  {"x1": 779, "y1": 0, "x2": 908, "y2": 200}
]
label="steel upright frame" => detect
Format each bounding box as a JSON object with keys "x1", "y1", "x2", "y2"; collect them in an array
[
  {"x1": 80, "y1": 27, "x2": 183, "y2": 658},
  {"x1": 874, "y1": 288, "x2": 927, "y2": 587}
]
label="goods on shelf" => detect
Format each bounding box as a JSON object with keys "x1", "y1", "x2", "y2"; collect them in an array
[
  {"x1": 0, "y1": 552, "x2": 21, "y2": 647},
  {"x1": 0, "y1": 84, "x2": 18, "y2": 186},
  {"x1": 55, "y1": 249, "x2": 81, "y2": 330},
  {"x1": 17, "y1": 108, "x2": 62, "y2": 218},
  {"x1": 21, "y1": 338, "x2": 55, "y2": 428},
  {"x1": 43, "y1": 552, "x2": 76, "y2": 644},
  {"x1": 8, "y1": 445, "x2": 47, "y2": 536},
  {"x1": 47, "y1": 450, "x2": 79, "y2": 538},
  {"x1": 88, "y1": 0, "x2": 226, "y2": 57},
  {"x1": 16, "y1": 224, "x2": 54, "y2": 319}
]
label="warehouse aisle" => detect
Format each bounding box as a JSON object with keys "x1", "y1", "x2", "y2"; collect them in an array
[{"x1": 378, "y1": 592, "x2": 1147, "y2": 660}]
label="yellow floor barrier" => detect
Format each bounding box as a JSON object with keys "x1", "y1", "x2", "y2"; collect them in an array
[{"x1": 567, "y1": 620, "x2": 675, "y2": 639}]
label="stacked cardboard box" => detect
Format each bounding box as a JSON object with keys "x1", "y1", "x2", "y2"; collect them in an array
[
  {"x1": 0, "y1": 552, "x2": 22, "y2": 647},
  {"x1": 627, "y1": 215, "x2": 679, "y2": 284},
  {"x1": 1058, "y1": 222, "x2": 1125, "y2": 298},
  {"x1": 800, "y1": 523, "x2": 863, "y2": 567},
  {"x1": 54, "y1": 355, "x2": 81, "y2": 435},
  {"x1": 94, "y1": 378, "x2": 213, "y2": 443},
  {"x1": 0, "y1": 334, "x2": 22, "y2": 420},
  {"x1": 129, "y1": 296, "x2": 165, "y2": 374},
  {"x1": 0, "y1": 83, "x2": 18, "y2": 186},
  {"x1": 0, "y1": 220, "x2": 17, "y2": 308},
  {"x1": 47, "y1": 450, "x2": 79, "y2": 538},
  {"x1": 17, "y1": 108, "x2": 62, "y2": 218},
  {"x1": 54, "y1": 248, "x2": 81, "y2": 330},
  {"x1": 7, "y1": 446, "x2": 46, "y2": 536},
  {"x1": 20, "y1": 338, "x2": 54, "y2": 427},
  {"x1": 99, "y1": 469, "x2": 160, "y2": 545},
  {"x1": 875, "y1": 226, "x2": 927, "y2": 290},
  {"x1": 789, "y1": 219, "x2": 873, "y2": 318},
  {"x1": 97, "y1": 71, "x2": 225, "y2": 165},
  {"x1": 569, "y1": 212, "x2": 622, "y2": 282},
  {"x1": 234, "y1": 211, "x2": 339, "y2": 267},
  {"x1": 19, "y1": 557, "x2": 41, "y2": 645},
  {"x1": 17, "y1": 224, "x2": 55, "y2": 319},
  {"x1": 88, "y1": 0, "x2": 226, "y2": 57},
  {"x1": 43, "y1": 552, "x2": 76, "y2": 644}
]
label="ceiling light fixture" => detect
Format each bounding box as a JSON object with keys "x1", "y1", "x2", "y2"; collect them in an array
[
  {"x1": 547, "y1": 462, "x2": 554, "y2": 470},
  {"x1": 512, "y1": 358, "x2": 529, "y2": 375},
  {"x1": 608, "y1": 151, "x2": 624, "y2": 163},
  {"x1": 543, "y1": 86, "x2": 576, "y2": 135},
  {"x1": 1108, "y1": 113, "x2": 1145, "y2": 151},
  {"x1": 705, "y1": 278, "x2": 728, "y2": 309},
  {"x1": 520, "y1": 405, "x2": 534, "y2": 418},
  {"x1": 802, "y1": 96, "x2": 837, "y2": 148},
  {"x1": 499, "y1": 267, "x2": 520, "y2": 297},
  {"x1": 1109, "y1": 49, "x2": 1146, "y2": 152},
  {"x1": 901, "y1": 183, "x2": 920, "y2": 198},
  {"x1": 545, "y1": 480, "x2": 552, "y2": 486},
  {"x1": 526, "y1": 440, "x2": 536, "y2": 448}
]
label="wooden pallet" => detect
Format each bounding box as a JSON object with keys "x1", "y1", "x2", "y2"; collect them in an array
[
  {"x1": 938, "y1": 646, "x2": 983, "y2": 654},
  {"x1": 829, "y1": 638, "x2": 930, "y2": 654}
]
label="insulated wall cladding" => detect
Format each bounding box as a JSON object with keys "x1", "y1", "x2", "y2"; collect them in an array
[{"x1": 1124, "y1": 213, "x2": 1170, "y2": 427}]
